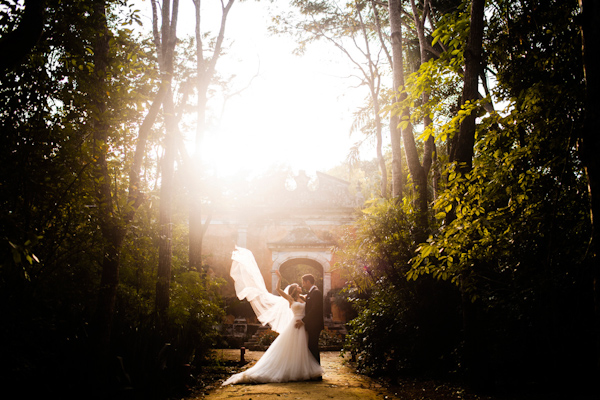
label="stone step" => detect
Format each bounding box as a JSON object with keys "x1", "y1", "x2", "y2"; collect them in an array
[{"x1": 243, "y1": 325, "x2": 273, "y2": 350}]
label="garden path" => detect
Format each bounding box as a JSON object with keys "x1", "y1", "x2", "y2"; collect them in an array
[{"x1": 193, "y1": 350, "x2": 398, "y2": 400}]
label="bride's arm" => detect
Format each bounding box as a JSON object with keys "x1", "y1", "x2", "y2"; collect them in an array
[{"x1": 275, "y1": 270, "x2": 293, "y2": 305}]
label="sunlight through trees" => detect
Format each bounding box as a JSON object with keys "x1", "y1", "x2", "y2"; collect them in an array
[{"x1": 0, "y1": 1, "x2": 597, "y2": 399}]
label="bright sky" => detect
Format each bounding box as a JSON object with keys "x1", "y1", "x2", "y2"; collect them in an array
[{"x1": 137, "y1": 0, "x2": 372, "y2": 178}]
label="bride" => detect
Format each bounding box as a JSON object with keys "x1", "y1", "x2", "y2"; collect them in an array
[{"x1": 222, "y1": 247, "x2": 323, "y2": 385}]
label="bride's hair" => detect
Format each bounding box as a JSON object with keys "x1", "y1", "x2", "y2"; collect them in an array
[{"x1": 287, "y1": 283, "x2": 301, "y2": 300}]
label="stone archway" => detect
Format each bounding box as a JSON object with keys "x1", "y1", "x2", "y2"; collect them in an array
[
  {"x1": 267, "y1": 226, "x2": 334, "y2": 297},
  {"x1": 269, "y1": 251, "x2": 332, "y2": 296}
]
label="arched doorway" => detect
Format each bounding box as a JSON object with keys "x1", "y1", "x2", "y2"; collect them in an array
[
  {"x1": 270, "y1": 250, "x2": 333, "y2": 320},
  {"x1": 278, "y1": 257, "x2": 324, "y2": 292},
  {"x1": 267, "y1": 225, "x2": 335, "y2": 321},
  {"x1": 269, "y1": 251, "x2": 332, "y2": 297}
]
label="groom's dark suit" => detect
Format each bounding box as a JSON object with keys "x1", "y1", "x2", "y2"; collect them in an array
[{"x1": 303, "y1": 285, "x2": 324, "y2": 364}]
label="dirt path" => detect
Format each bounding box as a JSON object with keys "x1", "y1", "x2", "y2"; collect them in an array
[{"x1": 193, "y1": 350, "x2": 397, "y2": 400}]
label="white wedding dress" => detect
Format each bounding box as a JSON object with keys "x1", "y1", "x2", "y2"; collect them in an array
[{"x1": 222, "y1": 247, "x2": 323, "y2": 385}]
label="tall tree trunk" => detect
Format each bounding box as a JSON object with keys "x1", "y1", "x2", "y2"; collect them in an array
[
  {"x1": 189, "y1": 0, "x2": 234, "y2": 271},
  {"x1": 450, "y1": 0, "x2": 484, "y2": 172},
  {"x1": 431, "y1": 142, "x2": 441, "y2": 200},
  {"x1": 373, "y1": 89, "x2": 388, "y2": 199},
  {"x1": 388, "y1": 0, "x2": 404, "y2": 199},
  {"x1": 389, "y1": 117, "x2": 403, "y2": 198},
  {"x1": 390, "y1": 0, "x2": 429, "y2": 242},
  {"x1": 579, "y1": 0, "x2": 600, "y2": 373},
  {"x1": 189, "y1": 0, "x2": 208, "y2": 272},
  {"x1": 89, "y1": 0, "x2": 123, "y2": 358},
  {"x1": 154, "y1": 0, "x2": 179, "y2": 322},
  {"x1": 453, "y1": 0, "x2": 488, "y2": 389},
  {"x1": 156, "y1": 92, "x2": 176, "y2": 322},
  {"x1": 90, "y1": 0, "x2": 165, "y2": 356},
  {"x1": 401, "y1": 91, "x2": 429, "y2": 242},
  {"x1": 411, "y1": 0, "x2": 437, "y2": 237},
  {"x1": 355, "y1": 1, "x2": 387, "y2": 198},
  {"x1": 128, "y1": 85, "x2": 167, "y2": 217},
  {"x1": 411, "y1": 0, "x2": 436, "y2": 180}
]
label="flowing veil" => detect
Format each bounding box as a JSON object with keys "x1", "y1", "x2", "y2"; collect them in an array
[{"x1": 230, "y1": 246, "x2": 292, "y2": 333}]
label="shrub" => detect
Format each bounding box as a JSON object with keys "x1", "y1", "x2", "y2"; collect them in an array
[{"x1": 257, "y1": 329, "x2": 279, "y2": 347}]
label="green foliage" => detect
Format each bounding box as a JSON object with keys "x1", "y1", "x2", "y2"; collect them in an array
[
  {"x1": 0, "y1": 1, "x2": 228, "y2": 397},
  {"x1": 411, "y1": 0, "x2": 587, "y2": 303},
  {"x1": 431, "y1": 3, "x2": 470, "y2": 73},
  {"x1": 336, "y1": 199, "x2": 461, "y2": 376},
  {"x1": 335, "y1": 199, "x2": 416, "y2": 290},
  {"x1": 169, "y1": 272, "x2": 226, "y2": 362},
  {"x1": 380, "y1": 1, "x2": 469, "y2": 160},
  {"x1": 334, "y1": 0, "x2": 596, "y2": 393},
  {"x1": 343, "y1": 278, "x2": 460, "y2": 376},
  {"x1": 411, "y1": 105, "x2": 590, "y2": 297},
  {"x1": 487, "y1": 0, "x2": 583, "y2": 103}
]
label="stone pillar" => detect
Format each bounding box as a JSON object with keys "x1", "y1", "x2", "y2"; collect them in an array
[
  {"x1": 323, "y1": 271, "x2": 331, "y2": 295},
  {"x1": 271, "y1": 271, "x2": 278, "y2": 295}
]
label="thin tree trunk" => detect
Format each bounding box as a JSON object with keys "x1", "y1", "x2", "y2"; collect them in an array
[
  {"x1": 155, "y1": 0, "x2": 179, "y2": 322},
  {"x1": 411, "y1": 0, "x2": 436, "y2": 177},
  {"x1": 356, "y1": 1, "x2": 386, "y2": 198},
  {"x1": 411, "y1": 0, "x2": 436, "y2": 227},
  {"x1": 390, "y1": 0, "x2": 429, "y2": 241},
  {"x1": 128, "y1": 84, "x2": 167, "y2": 218},
  {"x1": 189, "y1": 0, "x2": 234, "y2": 271},
  {"x1": 189, "y1": 0, "x2": 207, "y2": 272},
  {"x1": 432, "y1": 142, "x2": 440, "y2": 200},
  {"x1": 388, "y1": 0, "x2": 404, "y2": 199},
  {"x1": 156, "y1": 92, "x2": 176, "y2": 322},
  {"x1": 374, "y1": 89, "x2": 388, "y2": 199}
]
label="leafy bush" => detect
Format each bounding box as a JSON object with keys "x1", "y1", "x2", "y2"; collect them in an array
[
  {"x1": 336, "y1": 200, "x2": 461, "y2": 377},
  {"x1": 168, "y1": 271, "x2": 226, "y2": 365},
  {"x1": 257, "y1": 329, "x2": 279, "y2": 347}
]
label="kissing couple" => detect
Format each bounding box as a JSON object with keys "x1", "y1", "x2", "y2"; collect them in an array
[{"x1": 222, "y1": 246, "x2": 324, "y2": 385}]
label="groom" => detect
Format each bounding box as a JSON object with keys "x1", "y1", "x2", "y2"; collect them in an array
[{"x1": 296, "y1": 274, "x2": 324, "y2": 365}]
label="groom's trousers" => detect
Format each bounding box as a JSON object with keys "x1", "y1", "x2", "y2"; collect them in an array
[{"x1": 307, "y1": 327, "x2": 321, "y2": 364}]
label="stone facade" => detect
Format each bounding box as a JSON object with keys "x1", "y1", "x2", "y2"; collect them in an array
[{"x1": 201, "y1": 170, "x2": 361, "y2": 323}]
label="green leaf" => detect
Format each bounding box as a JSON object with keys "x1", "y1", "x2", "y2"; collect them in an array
[{"x1": 421, "y1": 245, "x2": 433, "y2": 257}]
